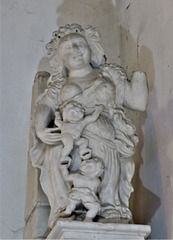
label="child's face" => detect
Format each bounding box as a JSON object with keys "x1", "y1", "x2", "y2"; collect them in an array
[
  {"x1": 80, "y1": 159, "x2": 103, "y2": 177},
  {"x1": 63, "y1": 105, "x2": 84, "y2": 122}
]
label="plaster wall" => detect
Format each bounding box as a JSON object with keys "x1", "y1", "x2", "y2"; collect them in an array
[
  {"x1": 1, "y1": 0, "x2": 119, "y2": 239},
  {"x1": 116, "y1": 0, "x2": 173, "y2": 239}
]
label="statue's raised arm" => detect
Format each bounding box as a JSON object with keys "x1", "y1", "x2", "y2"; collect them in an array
[{"x1": 101, "y1": 63, "x2": 148, "y2": 111}]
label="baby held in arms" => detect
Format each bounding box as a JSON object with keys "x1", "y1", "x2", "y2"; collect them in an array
[{"x1": 55, "y1": 100, "x2": 103, "y2": 164}]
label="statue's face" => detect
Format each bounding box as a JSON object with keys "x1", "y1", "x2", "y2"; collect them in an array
[
  {"x1": 58, "y1": 33, "x2": 91, "y2": 70},
  {"x1": 80, "y1": 159, "x2": 103, "y2": 176},
  {"x1": 63, "y1": 104, "x2": 84, "y2": 122},
  {"x1": 80, "y1": 160, "x2": 96, "y2": 175}
]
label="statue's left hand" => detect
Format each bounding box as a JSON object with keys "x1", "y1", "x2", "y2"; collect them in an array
[{"x1": 37, "y1": 127, "x2": 61, "y2": 145}]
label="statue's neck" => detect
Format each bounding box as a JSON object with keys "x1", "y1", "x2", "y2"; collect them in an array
[{"x1": 69, "y1": 65, "x2": 93, "y2": 78}]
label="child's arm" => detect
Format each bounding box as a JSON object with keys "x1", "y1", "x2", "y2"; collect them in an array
[
  {"x1": 96, "y1": 179, "x2": 101, "y2": 193},
  {"x1": 55, "y1": 119, "x2": 63, "y2": 128},
  {"x1": 82, "y1": 105, "x2": 104, "y2": 127},
  {"x1": 60, "y1": 164, "x2": 75, "y2": 183},
  {"x1": 54, "y1": 111, "x2": 63, "y2": 128}
]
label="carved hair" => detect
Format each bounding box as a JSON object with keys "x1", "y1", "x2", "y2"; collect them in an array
[
  {"x1": 46, "y1": 24, "x2": 105, "y2": 74},
  {"x1": 62, "y1": 100, "x2": 84, "y2": 113},
  {"x1": 61, "y1": 100, "x2": 85, "y2": 122},
  {"x1": 81, "y1": 157, "x2": 104, "y2": 177}
]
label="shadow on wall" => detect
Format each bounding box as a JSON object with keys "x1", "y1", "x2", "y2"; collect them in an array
[
  {"x1": 131, "y1": 43, "x2": 159, "y2": 226},
  {"x1": 120, "y1": 27, "x2": 169, "y2": 238},
  {"x1": 131, "y1": 110, "x2": 162, "y2": 225},
  {"x1": 142, "y1": 94, "x2": 173, "y2": 239},
  {"x1": 56, "y1": 0, "x2": 120, "y2": 63},
  {"x1": 38, "y1": 0, "x2": 120, "y2": 75}
]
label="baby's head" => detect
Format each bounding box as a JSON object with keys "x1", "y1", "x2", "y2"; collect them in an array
[
  {"x1": 80, "y1": 158, "x2": 104, "y2": 177},
  {"x1": 62, "y1": 100, "x2": 85, "y2": 122}
]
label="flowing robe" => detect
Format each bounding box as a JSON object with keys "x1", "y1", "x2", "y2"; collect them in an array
[{"x1": 31, "y1": 67, "x2": 148, "y2": 227}]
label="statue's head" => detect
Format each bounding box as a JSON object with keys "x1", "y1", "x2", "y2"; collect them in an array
[
  {"x1": 61, "y1": 100, "x2": 85, "y2": 123},
  {"x1": 80, "y1": 158, "x2": 104, "y2": 177},
  {"x1": 58, "y1": 33, "x2": 91, "y2": 71},
  {"x1": 46, "y1": 24, "x2": 105, "y2": 73}
]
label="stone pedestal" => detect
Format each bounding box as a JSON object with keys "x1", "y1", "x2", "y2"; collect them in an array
[{"x1": 47, "y1": 220, "x2": 151, "y2": 240}]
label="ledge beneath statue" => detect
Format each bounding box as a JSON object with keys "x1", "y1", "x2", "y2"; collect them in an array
[{"x1": 46, "y1": 220, "x2": 151, "y2": 240}]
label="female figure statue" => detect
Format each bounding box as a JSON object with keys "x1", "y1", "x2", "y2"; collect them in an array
[{"x1": 31, "y1": 24, "x2": 148, "y2": 228}]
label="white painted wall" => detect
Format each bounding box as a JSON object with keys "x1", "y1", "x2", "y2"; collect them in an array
[
  {"x1": 1, "y1": 0, "x2": 119, "y2": 239},
  {"x1": 1, "y1": 0, "x2": 172, "y2": 239},
  {"x1": 1, "y1": 1, "x2": 63, "y2": 238},
  {"x1": 116, "y1": 0, "x2": 173, "y2": 239}
]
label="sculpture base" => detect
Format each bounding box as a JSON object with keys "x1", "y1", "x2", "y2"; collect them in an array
[{"x1": 47, "y1": 220, "x2": 151, "y2": 240}]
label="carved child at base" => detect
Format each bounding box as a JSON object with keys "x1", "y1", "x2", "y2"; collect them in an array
[
  {"x1": 60, "y1": 158, "x2": 104, "y2": 221},
  {"x1": 55, "y1": 100, "x2": 103, "y2": 164}
]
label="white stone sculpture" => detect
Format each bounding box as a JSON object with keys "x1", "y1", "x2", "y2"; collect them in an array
[
  {"x1": 30, "y1": 24, "x2": 148, "y2": 229},
  {"x1": 60, "y1": 157, "x2": 104, "y2": 221},
  {"x1": 54, "y1": 102, "x2": 103, "y2": 164}
]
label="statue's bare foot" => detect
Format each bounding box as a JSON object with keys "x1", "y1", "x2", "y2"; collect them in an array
[
  {"x1": 84, "y1": 217, "x2": 93, "y2": 222},
  {"x1": 101, "y1": 206, "x2": 121, "y2": 220},
  {"x1": 59, "y1": 211, "x2": 71, "y2": 217}
]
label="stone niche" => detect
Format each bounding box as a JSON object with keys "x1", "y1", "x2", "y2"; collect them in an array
[{"x1": 24, "y1": 72, "x2": 51, "y2": 239}]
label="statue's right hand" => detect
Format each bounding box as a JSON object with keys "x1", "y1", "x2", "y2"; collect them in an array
[{"x1": 37, "y1": 127, "x2": 61, "y2": 145}]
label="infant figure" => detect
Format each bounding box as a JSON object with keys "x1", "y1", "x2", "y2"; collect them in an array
[
  {"x1": 55, "y1": 100, "x2": 103, "y2": 164},
  {"x1": 60, "y1": 157, "x2": 104, "y2": 221}
]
